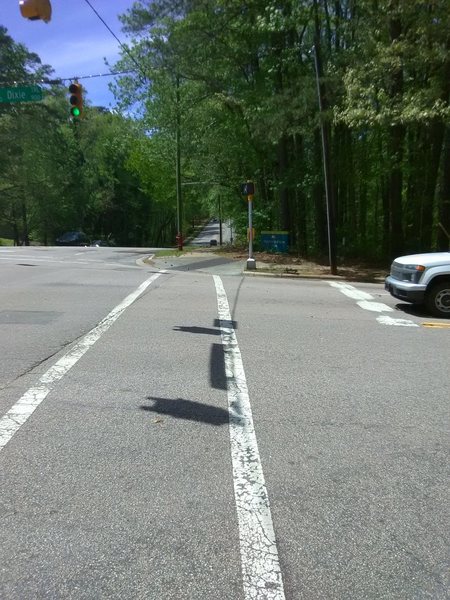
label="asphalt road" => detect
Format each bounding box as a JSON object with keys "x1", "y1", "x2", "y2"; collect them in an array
[
  {"x1": 0, "y1": 246, "x2": 448, "y2": 599},
  {"x1": 190, "y1": 220, "x2": 233, "y2": 247}
]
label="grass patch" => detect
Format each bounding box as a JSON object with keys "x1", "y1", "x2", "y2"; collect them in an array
[
  {"x1": 153, "y1": 246, "x2": 203, "y2": 258},
  {"x1": 0, "y1": 238, "x2": 13, "y2": 246}
]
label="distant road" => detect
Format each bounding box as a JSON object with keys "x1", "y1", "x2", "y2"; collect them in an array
[{"x1": 191, "y1": 219, "x2": 233, "y2": 246}]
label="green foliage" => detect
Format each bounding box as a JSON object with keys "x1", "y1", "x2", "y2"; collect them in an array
[
  {"x1": 2, "y1": 0, "x2": 450, "y2": 257},
  {"x1": 0, "y1": 26, "x2": 176, "y2": 247},
  {"x1": 111, "y1": 0, "x2": 450, "y2": 259}
]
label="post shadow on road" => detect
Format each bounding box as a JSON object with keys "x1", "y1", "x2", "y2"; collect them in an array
[
  {"x1": 141, "y1": 396, "x2": 229, "y2": 426},
  {"x1": 173, "y1": 319, "x2": 238, "y2": 335},
  {"x1": 168, "y1": 257, "x2": 234, "y2": 271},
  {"x1": 173, "y1": 325, "x2": 221, "y2": 335},
  {"x1": 209, "y1": 343, "x2": 227, "y2": 390},
  {"x1": 213, "y1": 318, "x2": 238, "y2": 329},
  {"x1": 172, "y1": 321, "x2": 236, "y2": 391}
]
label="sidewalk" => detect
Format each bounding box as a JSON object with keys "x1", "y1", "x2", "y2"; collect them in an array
[
  {"x1": 222, "y1": 250, "x2": 388, "y2": 283},
  {"x1": 168, "y1": 246, "x2": 388, "y2": 283}
]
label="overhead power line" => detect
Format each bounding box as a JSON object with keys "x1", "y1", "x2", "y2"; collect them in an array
[
  {"x1": 0, "y1": 71, "x2": 136, "y2": 88},
  {"x1": 81, "y1": 0, "x2": 148, "y2": 81}
]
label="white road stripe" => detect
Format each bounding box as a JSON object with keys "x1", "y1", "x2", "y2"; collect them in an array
[
  {"x1": 328, "y1": 281, "x2": 419, "y2": 326},
  {"x1": 0, "y1": 273, "x2": 161, "y2": 452},
  {"x1": 213, "y1": 275, "x2": 285, "y2": 600},
  {"x1": 329, "y1": 281, "x2": 373, "y2": 300},
  {"x1": 357, "y1": 300, "x2": 393, "y2": 312},
  {"x1": 377, "y1": 315, "x2": 419, "y2": 327}
]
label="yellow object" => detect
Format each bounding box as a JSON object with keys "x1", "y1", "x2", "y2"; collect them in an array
[
  {"x1": 19, "y1": 0, "x2": 52, "y2": 22},
  {"x1": 247, "y1": 228, "x2": 256, "y2": 241}
]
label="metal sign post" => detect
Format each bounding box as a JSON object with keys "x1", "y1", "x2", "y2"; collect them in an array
[
  {"x1": 247, "y1": 195, "x2": 256, "y2": 270},
  {"x1": 241, "y1": 181, "x2": 256, "y2": 270}
]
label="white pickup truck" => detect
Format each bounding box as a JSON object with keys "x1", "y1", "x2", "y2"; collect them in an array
[{"x1": 385, "y1": 252, "x2": 450, "y2": 318}]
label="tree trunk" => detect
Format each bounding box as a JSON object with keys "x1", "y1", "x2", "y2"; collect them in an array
[
  {"x1": 278, "y1": 135, "x2": 291, "y2": 232},
  {"x1": 387, "y1": 5, "x2": 405, "y2": 257},
  {"x1": 387, "y1": 124, "x2": 405, "y2": 257},
  {"x1": 21, "y1": 199, "x2": 30, "y2": 246},
  {"x1": 293, "y1": 134, "x2": 308, "y2": 256},
  {"x1": 313, "y1": 129, "x2": 328, "y2": 255},
  {"x1": 437, "y1": 127, "x2": 450, "y2": 250}
]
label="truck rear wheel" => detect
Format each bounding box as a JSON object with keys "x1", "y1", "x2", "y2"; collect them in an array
[{"x1": 425, "y1": 281, "x2": 450, "y2": 318}]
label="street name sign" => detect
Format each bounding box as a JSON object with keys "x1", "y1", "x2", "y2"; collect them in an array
[{"x1": 0, "y1": 86, "x2": 43, "y2": 103}]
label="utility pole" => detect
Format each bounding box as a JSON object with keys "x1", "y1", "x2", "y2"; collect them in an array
[
  {"x1": 175, "y1": 74, "x2": 183, "y2": 250},
  {"x1": 313, "y1": 0, "x2": 337, "y2": 275}
]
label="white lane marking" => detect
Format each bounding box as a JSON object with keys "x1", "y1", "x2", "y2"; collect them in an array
[
  {"x1": 357, "y1": 300, "x2": 393, "y2": 312},
  {"x1": 213, "y1": 275, "x2": 285, "y2": 600},
  {"x1": 329, "y1": 281, "x2": 419, "y2": 326},
  {"x1": 0, "y1": 273, "x2": 161, "y2": 452},
  {"x1": 377, "y1": 315, "x2": 419, "y2": 327},
  {"x1": 329, "y1": 281, "x2": 373, "y2": 300}
]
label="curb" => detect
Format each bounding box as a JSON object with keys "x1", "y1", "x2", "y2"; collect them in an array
[
  {"x1": 136, "y1": 254, "x2": 154, "y2": 267},
  {"x1": 137, "y1": 253, "x2": 386, "y2": 284},
  {"x1": 243, "y1": 270, "x2": 386, "y2": 283},
  {"x1": 243, "y1": 270, "x2": 344, "y2": 280}
]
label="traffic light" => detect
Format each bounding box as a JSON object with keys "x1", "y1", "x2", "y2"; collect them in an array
[
  {"x1": 19, "y1": 0, "x2": 52, "y2": 23},
  {"x1": 69, "y1": 83, "x2": 83, "y2": 118}
]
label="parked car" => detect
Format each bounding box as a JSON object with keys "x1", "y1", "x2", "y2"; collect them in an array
[
  {"x1": 90, "y1": 236, "x2": 116, "y2": 247},
  {"x1": 55, "y1": 231, "x2": 90, "y2": 246},
  {"x1": 385, "y1": 251, "x2": 450, "y2": 317}
]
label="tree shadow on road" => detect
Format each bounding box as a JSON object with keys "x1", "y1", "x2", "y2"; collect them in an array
[{"x1": 141, "y1": 396, "x2": 229, "y2": 426}]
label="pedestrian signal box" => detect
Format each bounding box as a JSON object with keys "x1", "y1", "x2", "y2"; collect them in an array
[{"x1": 241, "y1": 181, "x2": 255, "y2": 196}]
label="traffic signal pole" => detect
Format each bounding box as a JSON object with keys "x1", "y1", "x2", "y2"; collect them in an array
[
  {"x1": 241, "y1": 181, "x2": 256, "y2": 270},
  {"x1": 247, "y1": 194, "x2": 256, "y2": 270}
]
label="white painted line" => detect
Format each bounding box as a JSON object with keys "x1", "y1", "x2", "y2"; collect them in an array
[
  {"x1": 328, "y1": 282, "x2": 403, "y2": 321},
  {"x1": 328, "y1": 281, "x2": 374, "y2": 300},
  {"x1": 357, "y1": 300, "x2": 393, "y2": 312},
  {"x1": 0, "y1": 273, "x2": 161, "y2": 452},
  {"x1": 213, "y1": 275, "x2": 285, "y2": 600},
  {"x1": 377, "y1": 315, "x2": 419, "y2": 327}
]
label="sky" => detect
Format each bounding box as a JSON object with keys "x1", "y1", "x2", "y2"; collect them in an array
[{"x1": 1, "y1": 0, "x2": 138, "y2": 108}]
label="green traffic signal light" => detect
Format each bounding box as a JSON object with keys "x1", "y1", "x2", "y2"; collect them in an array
[{"x1": 68, "y1": 82, "x2": 83, "y2": 118}]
